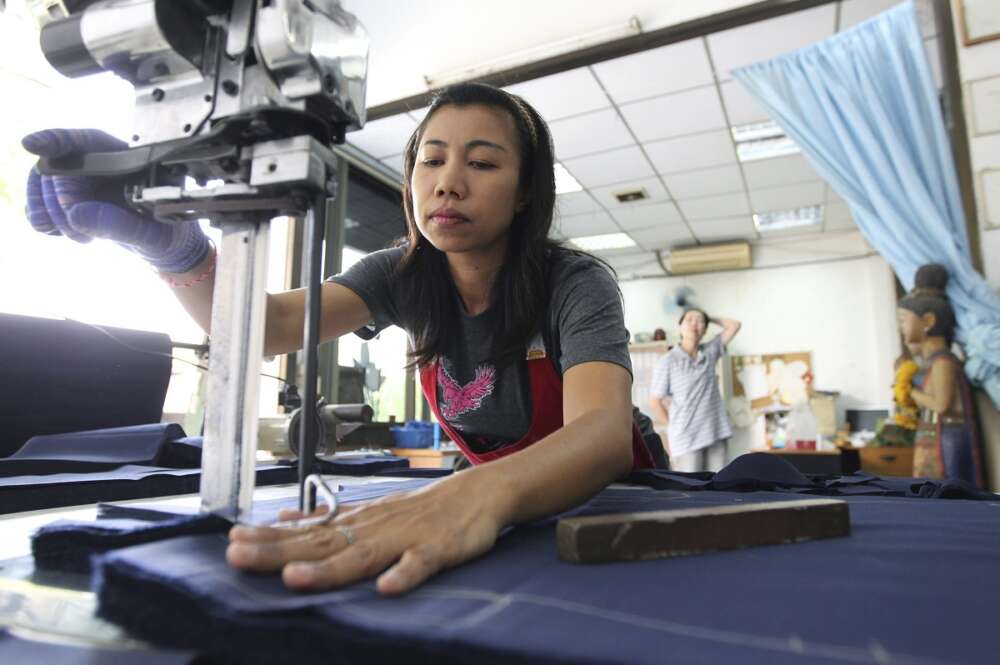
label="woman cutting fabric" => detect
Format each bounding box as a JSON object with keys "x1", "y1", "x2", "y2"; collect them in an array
[{"x1": 22, "y1": 82, "x2": 664, "y2": 595}]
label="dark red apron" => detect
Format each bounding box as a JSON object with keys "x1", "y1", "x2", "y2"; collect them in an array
[{"x1": 419, "y1": 338, "x2": 656, "y2": 469}]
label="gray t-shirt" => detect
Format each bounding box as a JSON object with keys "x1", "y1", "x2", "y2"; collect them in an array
[
  {"x1": 329, "y1": 246, "x2": 631, "y2": 454},
  {"x1": 649, "y1": 335, "x2": 732, "y2": 457}
]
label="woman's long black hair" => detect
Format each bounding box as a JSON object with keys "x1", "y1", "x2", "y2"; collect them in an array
[{"x1": 392, "y1": 82, "x2": 592, "y2": 368}]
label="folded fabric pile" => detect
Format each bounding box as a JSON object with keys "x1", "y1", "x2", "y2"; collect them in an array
[
  {"x1": 26, "y1": 455, "x2": 1000, "y2": 665},
  {"x1": 1, "y1": 423, "x2": 412, "y2": 513}
]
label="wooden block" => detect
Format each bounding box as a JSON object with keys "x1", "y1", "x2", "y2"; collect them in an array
[{"x1": 557, "y1": 498, "x2": 850, "y2": 564}]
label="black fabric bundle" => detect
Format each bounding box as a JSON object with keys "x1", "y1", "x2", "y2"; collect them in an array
[{"x1": 0, "y1": 312, "x2": 172, "y2": 457}]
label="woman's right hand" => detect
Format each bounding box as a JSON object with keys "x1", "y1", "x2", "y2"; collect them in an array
[{"x1": 22, "y1": 128, "x2": 209, "y2": 274}]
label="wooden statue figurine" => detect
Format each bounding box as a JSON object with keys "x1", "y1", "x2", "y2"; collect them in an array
[{"x1": 896, "y1": 264, "x2": 985, "y2": 487}]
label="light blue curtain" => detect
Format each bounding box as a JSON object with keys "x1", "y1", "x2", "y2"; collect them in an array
[{"x1": 733, "y1": 1, "x2": 1000, "y2": 409}]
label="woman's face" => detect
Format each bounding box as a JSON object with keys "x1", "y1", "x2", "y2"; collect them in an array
[
  {"x1": 679, "y1": 310, "x2": 707, "y2": 344},
  {"x1": 410, "y1": 104, "x2": 522, "y2": 261},
  {"x1": 896, "y1": 308, "x2": 924, "y2": 345}
]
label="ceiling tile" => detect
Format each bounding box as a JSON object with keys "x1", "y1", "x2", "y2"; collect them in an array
[
  {"x1": 590, "y1": 245, "x2": 645, "y2": 259},
  {"x1": 706, "y1": 4, "x2": 837, "y2": 80},
  {"x1": 557, "y1": 210, "x2": 619, "y2": 238},
  {"x1": 629, "y1": 224, "x2": 695, "y2": 250},
  {"x1": 676, "y1": 192, "x2": 750, "y2": 220},
  {"x1": 506, "y1": 68, "x2": 609, "y2": 121},
  {"x1": 839, "y1": 0, "x2": 936, "y2": 38},
  {"x1": 749, "y1": 181, "x2": 826, "y2": 213},
  {"x1": 824, "y1": 200, "x2": 856, "y2": 231},
  {"x1": 605, "y1": 253, "x2": 666, "y2": 280},
  {"x1": 689, "y1": 216, "x2": 758, "y2": 242},
  {"x1": 741, "y1": 154, "x2": 821, "y2": 189},
  {"x1": 662, "y1": 164, "x2": 745, "y2": 199},
  {"x1": 619, "y1": 86, "x2": 727, "y2": 143},
  {"x1": 612, "y1": 201, "x2": 684, "y2": 231},
  {"x1": 589, "y1": 177, "x2": 670, "y2": 209},
  {"x1": 348, "y1": 113, "x2": 418, "y2": 159},
  {"x1": 549, "y1": 108, "x2": 635, "y2": 159},
  {"x1": 718, "y1": 80, "x2": 771, "y2": 126},
  {"x1": 592, "y1": 39, "x2": 715, "y2": 104},
  {"x1": 556, "y1": 191, "x2": 603, "y2": 217},
  {"x1": 562, "y1": 146, "x2": 655, "y2": 189},
  {"x1": 645, "y1": 130, "x2": 736, "y2": 174},
  {"x1": 838, "y1": 0, "x2": 900, "y2": 29}
]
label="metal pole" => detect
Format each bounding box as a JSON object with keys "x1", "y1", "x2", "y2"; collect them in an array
[
  {"x1": 298, "y1": 193, "x2": 328, "y2": 512},
  {"x1": 320, "y1": 156, "x2": 349, "y2": 404},
  {"x1": 404, "y1": 340, "x2": 416, "y2": 422},
  {"x1": 199, "y1": 220, "x2": 270, "y2": 522},
  {"x1": 281, "y1": 216, "x2": 305, "y2": 395}
]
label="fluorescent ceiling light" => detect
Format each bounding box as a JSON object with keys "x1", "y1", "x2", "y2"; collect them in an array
[
  {"x1": 753, "y1": 205, "x2": 824, "y2": 233},
  {"x1": 554, "y1": 163, "x2": 583, "y2": 195},
  {"x1": 424, "y1": 18, "x2": 642, "y2": 88},
  {"x1": 731, "y1": 120, "x2": 785, "y2": 142},
  {"x1": 732, "y1": 120, "x2": 801, "y2": 162},
  {"x1": 569, "y1": 233, "x2": 636, "y2": 251},
  {"x1": 736, "y1": 136, "x2": 800, "y2": 162}
]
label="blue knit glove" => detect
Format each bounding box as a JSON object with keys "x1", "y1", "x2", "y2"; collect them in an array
[{"x1": 23, "y1": 129, "x2": 210, "y2": 273}]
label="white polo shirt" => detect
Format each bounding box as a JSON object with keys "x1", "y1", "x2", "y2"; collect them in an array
[{"x1": 649, "y1": 335, "x2": 732, "y2": 458}]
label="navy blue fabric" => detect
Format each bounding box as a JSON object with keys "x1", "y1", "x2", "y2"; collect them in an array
[
  {"x1": 374, "y1": 467, "x2": 454, "y2": 478},
  {"x1": 32, "y1": 513, "x2": 231, "y2": 573},
  {"x1": 0, "y1": 313, "x2": 173, "y2": 457},
  {"x1": 93, "y1": 486, "x2": 1000, "y2": 665},
  {"x1": 1, "y1": 429, "x2": 404, "y2": 478},
  {"x1": 161, "y1": 436, "x2": 202, "y2": 468},
  {"x1": 1, "y1": 454, "x2": 413, "y2": 514},
  {"x1": 710, "y1": 452, "x2": 815, "y2": 489},
  {"x1": 626, "y1": 452, "x2": 999, "y2": 500},
  {"x1": 0, "y1": 424, "x2": 189, "y2": 476},
  {"x1": 0, "y1": 628, "x2": 195, "y2": 664},
  {"x1": 0, "y1": 463, "x2": 299, "y2": 514},
  {"x1": 281, "y1": 454, "x2": 410, "y2": 476},
  {"x1": 32, "y1": 479, "x2": 438, "y2": 573}
]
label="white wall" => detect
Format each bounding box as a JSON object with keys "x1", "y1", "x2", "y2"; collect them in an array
[
  {"x1": 951, "y1": 3, "x2": 1000, "y2": 290},
  {"x1": 620, "y1": 244, "x2": 900, "y2": 428}
]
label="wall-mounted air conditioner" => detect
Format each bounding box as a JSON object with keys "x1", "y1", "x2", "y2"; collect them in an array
[{"x1": 668, "y1": 242, "x2": 752, "y2": 275}]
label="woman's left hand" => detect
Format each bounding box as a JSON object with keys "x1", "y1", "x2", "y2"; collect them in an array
[{"x1": 225, "y1": 470, "x2": 510, "y2": 595}]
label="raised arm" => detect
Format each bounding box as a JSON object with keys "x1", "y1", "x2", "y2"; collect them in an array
[{"x1": 711, "y1": 316, "x2": 742, "y2": 347}]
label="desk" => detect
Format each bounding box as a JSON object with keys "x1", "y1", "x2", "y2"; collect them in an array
[
  {"x1": 4, "y1": 474, "x2": 999, "y2": 665},
  {"x1": 389, "y1": 445, "x2": 462, "y2": 469},
  {"x1": 858, "y1": 446, "x2": 914, "y2": 477}
]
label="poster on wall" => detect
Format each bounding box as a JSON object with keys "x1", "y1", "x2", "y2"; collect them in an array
[
  {"x1": 959, "y1": 0, "x2": 1000, "y2": 46},
  {"x1": 731, "y1": 353, "x2": 812, "y2": 410}
]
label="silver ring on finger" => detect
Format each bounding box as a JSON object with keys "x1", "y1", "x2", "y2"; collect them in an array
[{"x1": 336, "y1": 524, "x2": 356, "y2": 546}]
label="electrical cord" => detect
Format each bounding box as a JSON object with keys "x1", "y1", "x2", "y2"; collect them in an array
[{"x1": 64, "y1": 317, "x2": 291, "y2": 385}]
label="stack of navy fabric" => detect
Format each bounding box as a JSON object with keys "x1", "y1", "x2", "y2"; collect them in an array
[
  {"x1": 1, "y1": 423, "x2": 410, "y2": 513},
  {"x1": 29, "y1": 454, "x2": 1000, "y2": 665}
]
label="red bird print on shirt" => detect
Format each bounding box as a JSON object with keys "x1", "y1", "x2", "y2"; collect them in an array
[{"x1": 438, "y1": 362, "x2": 496, "y2": 420}]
